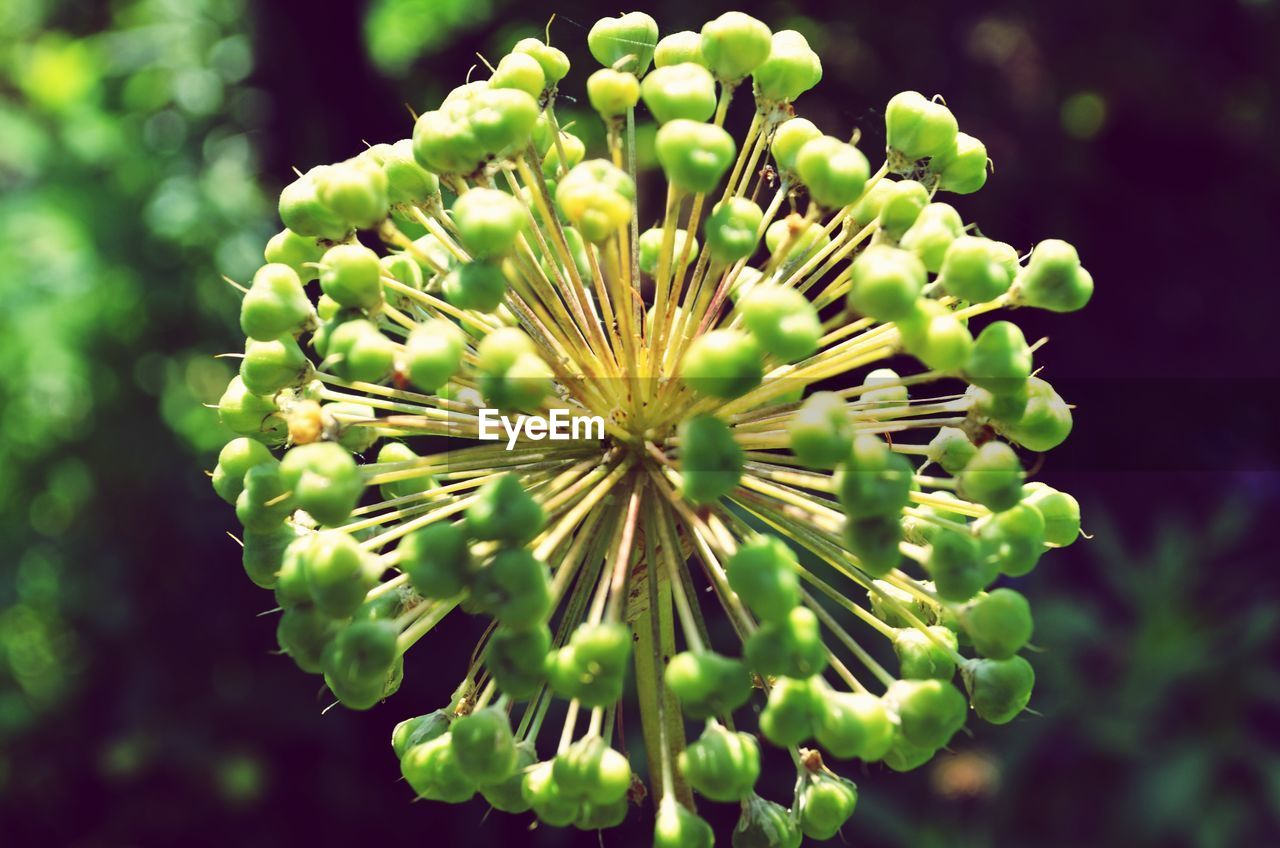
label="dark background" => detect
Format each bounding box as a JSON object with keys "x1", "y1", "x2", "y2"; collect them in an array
[{"x1": 1, "y1": 0, "x2": 1278, "y2": 845}]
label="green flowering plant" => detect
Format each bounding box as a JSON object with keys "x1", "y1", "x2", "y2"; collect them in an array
[{"x1": 211, "y1": 11, "x2": 1090, "y2": 843}]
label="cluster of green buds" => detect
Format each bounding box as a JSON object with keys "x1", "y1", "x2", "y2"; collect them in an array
[{"x1": 211, "y1": 10, "x2": 1089, "y2": 844}]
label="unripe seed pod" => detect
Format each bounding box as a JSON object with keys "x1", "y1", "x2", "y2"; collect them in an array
[
  {"x1": 885, "y1": 91, "x2": 959, "y2": 161},
  {"x1": 513, "y1": 37, "x2": 570, "y2": 85},
  {"x1": 699, "y1": 12, "x2": 772, "y2": 81},
  {"x1": 798, "y1": 772, "x2": 858, "y2": 840},
  {"x1": 240, "y1": 335, "x2": 311, "y2": 397},
  {"x1": 480, "y1": 739, "x2": 536, "y2": 813},
  {"x1": 588, "y1": 12, "x2": 658, "y2": 76},
  {"x1": 654, "y1": 795, "x2": 714, "y2": 848},
  {"x1": 450, "y1": 705, "x2": 518, "y2": 785},
  {"x1": 885, "y1": 678, "x2": 967, "y2": 749},
  {"x1": 587, "y1": 68, "x2": 641, "y2": 118},
  {"x1": 1014, "y1": 239, "x2": 1093, "y2": 312},
  {"x1": 555, "y1": 160, "x2": 635, "y2": 242},
  {"x1": 453, "y1": 188, "x2": 524, "y2": 258},
  {"x1": 789, "y1": 392, "x2": 854, "y2": 469},
  {"x1": 279, "y1": 441, "x2": 364, "y2": 526},
  {"x1": 979, "y1": 502, "x2": 1046, "y2": 577},
  {"x1": 961, "y1": 655, "x2": 1035, "y2": 724},
  {"x1": 401, "y1": 521, "x2": 471, "y2": 599},
  {"x1": 682, "y1": 328, "x2": 762, "y2": 399},
  {"x1": 402, "y1": 732, "x2": 477, "y2": 803},
  {"x1": 847, "y1": 245, "x2": 926, "y2": 321},
  {"x1": 877, "y1": 179, "x2": 930, "y2": 239},
  {"x1": 929, "y1": 131, "x2": 989, "y2": 194},
  {"x1": 466, "y1": 472, "x2": 545, "y2": 545},
  {"x1": 679, "y1": 723, "x2": 760, "y2": 802},
  {"x1": 541, "y1": 131, "x2": 585, "y2": 180},
  {"x1": 521, "y1": 759, "x2": 580, "y2": 826},
  {"x1": 324, "y1": 401, "x2": 377, "y2": 455},
  {"x1": 327, "y1": 319, "x2": 396, "y2": 384},
  {"x1": 759, "y1": 676, "x2": 821, "y2": 746},
  {"x1": 771, "y1": 117, "x2": 821, "y2": 175},
  {"x1": 958, "y1": 441, "x2": 1025, "y2": 513},
  {"x1": 381, "y1": 138, "x2": 439, "y2": 206},
  {"x1": 638, "y1": 227, "x2": 699, "y2": 276},
  {"x1": 844, "y1": 514, "x2": 903, "y2": 576},
  {"x1": 490, "y1": 51, "x2": 546, "y2": 99},
  {"x1": 443, "y1": 260, "x2": 508, "y2": 312},
  {"x1": 1002, "y1": 376, "x2": 1073, "y2": 451},
  {"x1": 897, "y1": 300, "x2": 974, "y2": 372},
  {"x1": 574, "y1": 797, "x2": 628, "y2": 830},
  {"x1": 316, "y1": 159, "x2": 389, "y2": 230},
  {"x1": 967, "y1": 381, "x2": 1029, "y2": 425},
  {"x1": 665, "y1": 650, "x2": 753, "y2": 719},
  {"x1": 965, "y1": 321, "x2": 1032, "y2": 394},
  {"x1": 642, "y1": 62, "x2": 716, "y2": 123},
  {"x1": 705, "y1": 197, "x2": 763, "y2": 263},
  {"x1": 734, "y1": 791, "x2": 803, "y2": 848},
  {"x1": 738, "y1": 283, "x2": 821, "y2": 362},
  {"x1": 323, "y1": 619, "x2": 399, "y2": 695},
  {"x1": 241, "y1": 263, "x2": 314, "y2": 341},
  {"x1": 553, "y1": 735, "x2": 632, "y2": 805},
  {"x1": 1022, "y1": 482, "x2": 1081, "y2": 546},
  {"x1": 815, "y1": 688, "x2": 896, "y2": 761},
  {"x1": 752, "y1": 30, "x2": 822, "y2": 103},
  {"x1": 940, "y1": 235, "x2": 1014, "y2": 302},
  {"x1": 264, "y1": 228, "x2": 325, "y2": 282},
  {"x1": 656, "y1": 119, "x2": 736, "y2": 194},
  {"x1": 900, "y1": 201, "x2": 964, "y2": 273},
  {"x1": 655, "y1": 31, "x2": 705, "y2": 69},
  {"x1": 487, "y1": 624, "x2": 550, "y2": 699},
  {"x1": 392, "y1": 710, "x2": 450, "y2": 759},
  {"x1": 319, "y1": 243, "x2": 383, "y2": 310},
  {"x1": 212, "y1": 437, "x2": 277, "y2": 504},
  {"x1": 961, "y1": 587, "x2": 1033, "y2": 659},
  {"x1": 471, "y1": 548, "x2": 551, "y2": 628},
  {"x1": 927, "y1": 426, "x2": 977, "y2": 474},
  {"x1": 380, "y1": 251, "x2": 424, "y2": 291},
  {"x1": 476, "y1": 326, "x2": 535, "y2": 373},
  {"x1": 882, "y1": 732, "x2": 939, "y2": 772},
  {"x1": 835, "y1": 434, "x2": 914, "y2": 518},
  {"x1": 403, "y1": 318, "x2": 465, "y2": 393},
  {"x1": 302, "y1": 530, "x2": 381, "y2": 617},
  {"x1": 727, "y1": 534, "x2": 801, "y2": 623},
  {"x1": 923, "y1": 528, "x2": 988, "y2": 602},
  {"x1": 242, "y1": 524, "x2": 298, "y2": 589},
  {"x1": 850, "y1": 177, "x2": 894, "y2": 226},
  {"x1": 765, "y1": 215, "x2": 831, "y2": 264},
  {"x1": 893, "y1": 626, "x2": 959, "y2": 680},
  {"x1": 746, "y1": 605, "x2": 827, "y2": 678},
  {"x1": 279, "y1": 167, "x2": 350, "y2": 241},
  {"x1": 235, "y1": 462, "x2": 295, "y2": 532},
  {"x1": 276, "y1": 603, "x2": 342, "y2": 673}
]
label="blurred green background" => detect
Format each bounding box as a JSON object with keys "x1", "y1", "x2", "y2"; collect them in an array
[{"x1": 1, "y1": 0, "x2": 1278, "y2": 845}]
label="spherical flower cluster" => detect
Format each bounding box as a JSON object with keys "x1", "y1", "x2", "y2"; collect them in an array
[{"x1": 211, "y1": 11, "x2": 1090, "y2": 844}]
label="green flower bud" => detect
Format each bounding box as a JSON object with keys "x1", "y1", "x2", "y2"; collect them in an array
[
  {"x1": 301, "y1": 531, "x2": 380, "y2": 617},
  {"x1": 402, "y1": 319, "x2": 464, "y2": 393},
  {"x1": 242, "y1": 524, "x2": 297, "y2": 589},
  {"x1": 541, "y1": 130, "x2": 585, "y2": 180},
  {"x1": 1022, "y1": 483, "x2": 1081, "y2": 546},
  {"x1": 849, "y1": 178, "x2": 893, "y2": 227},
  {"x1": 466, "y1": 472, "x2": 545, "y2": 545},
  {"x1": 476, "y1": 326, "x2": 534, "y2": 372},
  {"x1": 682, "y1": 328, "x2": 762, "y2": 398},
  {"x1": 929, "y1": 131, "x2": 988, "y2": 194},
  {"x1": 958, "y1": 441, "x2": 1025, "y2": 513},
  {"x1": 641, "y1": 62, "x2": 717, "y2": 123},
  {"x1": 980, "y1": 502, "x2": 1046, "y2": 577},
  {"x1": 212, "y1": 437, "x2": 277, "y2": 504},
  {"x1": 574, "y1": 797, "x2": 628, "y2": 831},
  {"x1": 961, "y1": 587, "x2": 1033, "y2": 659},
  {"x1": 759, "y1": 676, "x2": 820, "y2": 746},
  {"x1": 656, "y1": 119, "x2": 736, "y2": 194},
  {"x1": 453, "y1": 188, "x2": 524, "y2": 259},
  {"x1": 885, "y1": 678, "x2": 967, "y2": 749},
  {"x1": 491, "y1": 51, "x2": 546, "y2": 99},
  {"x1": 923, "y1": 529, "x2": 988, "y2": 602},
  {"x1": 655, "y1": 31, "x2": 705, "y2": 69},
  {"x1": 276, "y1": 603, "x2": 342, "y2": 673},
  {"x1": 402, "y1": 732, "x2": 477, "y2": 803},
  {"x1": 392, "y1": 710, "x2": 450, "y2": 759},
  {"x1": 553, "y1": 735, "x2": 631, "y2": 805},
  {"x1": 734, "y1": 792, "x2": 802, "y2": 848},
  {"x1": 835, "y1": 434, "x2": 914, "y2": 518},
  {"x1": 815, "y1": 688, "x2": 895, "y2": 761},
  {"x1": 546, "y1": 622, "x2": 631, "y2": 708},
  {"x1": 319, "y1": 243, "x2": 383, "y2": 310},
  {"x1": 380, "y1": 251, "x2": 424, "y2": 292},
  {"x1": 798, "y1": 772, "x2": 858, "y2": 840},
  {"x1": 450, "y1": 705, "x2": 518, "y2": 785},
  {"x1": 488, "y1": 623, "x2": 551, "y2": 699},
  {"x1": 235, "y1": 463, "x2": 294, "y2": 532},
  {"x1": 967, "y1": 381, "x2": 1028, "y2": 425},
  {"x1": 893, "y1": 626, "x2": 959, "y2": 680},
  {"x1": 727, "y1": 535, "x2": 801, "y2": 623},
  {"x1": 845, "y1": 514, "x2": 903, "y2": 577},
  {"x1": 939, "y1": 235, "x2": 1015, "y2": 302},
  {"x1": 443, "y1": 260, "x2": 508, "y2": 313},
  {"x1": 279, "y1": 441, "x2": 364, "y2": 526},
  {"x1": 327, "y1": 319, "x2": 395, "y2": 384},
  {"x1": 588, "y1": 12, "x2": 658, "y2": 75},
  {"x1": 412, "y1": 108, "x2": 484, "y2": 176},
  {"x1": 965, "y1": 321, "x2": 1032, "y2": 393},
  {"x1": 265, "y1": 228, "x2": 325, "y2": 283},
  {"x1": 219, "y1": 376, "x2": 287, "y2": 444},
  {"x1": 587, "y1": 68, "x2": 641, "y2": 118},
  {"x1": 796, "y1": 135, "x2": 869, "y2": 210},
  {"x1": 638, "y1": 227, "x2": 699, "y2": 276},
  {"x1": 279, "y1": 167, "x2": 350, "y2": 241},
  {"x1": 882, "y1": 733, "x2": 938, "y2": 772},
  {"x1": 513, "y1": 37, "x2": 570, "y2": 85},
  {"x1": 323, "y1": 618, "x2": 399, "y2": 696},
  {"x1": 678, "y1": 414, "x2": 744, "y2": 505},
  {"x1": 752, "y1": 30, "x2": 822, "y2": 104},
  {"x1": 522, "y1": 759, "x2": 580, "y2": 826},
  {"x1": 240, "y1": 335, "x2": 311, "y2": 397},
  {"x1": 324, "y1": 401, "x2": 378, "y2": 455},
  {"x1": 765, "y1": 215, "x2": 830, "y2": 264},
  {"x1": 746, "y1": 606, "x2": 827, "y2": 679},
  {"x1": 1001, "y1": 376, "x2": 1073, "y2": 451},
  {"x1": 482, "y1": 349, "x2": 553, "y2": 412},
  {"x1": 241, "y1": 264, "x2": 314, "y2": 342},
  {"x1": 876, "y1": 179, "x2": 930, "y2": 239},
  {"x1": 556, "y1": 159, "x2": 635, "y2": 242},
  {"x1": 665, "y1": 650, "x2": 753, "y2": 719},
  {"x1": 738, "y1": 283, "x2": 821, "y2": 362},
  {"x1": 885, "y1": 91, "x2": 959, "y2": 161},
  {"x1": 481, "y1": 739, "x2": 536, "y2": 813},
  {"x1": 400, "y1": 521, "x2": 470, "y2": 599},
  {"x1": 700, "y1": 12, "x2": 772, "y2": 81},
  {"x1": 679, "y1": 723, "x2": 759, "y2": 802},
  {"x1": 704, "y1": 197, "x2": 763, "y2": 263},
  {"x1": 655, "y1": 795, "x2": 714, "y2": 848},
  {"x1": 847, "y1": 245, "x2": 925, "y2": 321},
  {"x1": 896, "y1": 300, "x2": 974, "y2": 372},
  {"x1": 316, "y1": 159, "x2": 389, "y2": 230},
  {"x1": 899, "y1": 201, "x2": 964, "y2": 273},
  {"x1": 1014, "y1": 239, "x2": 1092, "y2": 312},
  {"x1": 789, "y1": 392, "x2": 853, "y2": 469},
  {"x1": 927, "y1": 427, "x2": 977, "y2": 474},
  {"x1": 381, "y1": 138, "x2": 439, "y2": 206},
  {"x1": 961, "y1": 655, "x2": 1034, "y2": 724},
  {"x1": 472, "y1": 548, "x2": 551, "y2": 628},
  {"x1": 770, "y1": 117, "x2": 821, "y2": 175}
]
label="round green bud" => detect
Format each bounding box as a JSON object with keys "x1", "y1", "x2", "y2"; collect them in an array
[
  {"x1": 402, "y1": 732, "x2": 476, "y2": 803},
  {"x1": 654, "y1": 796, "x2": 714, "y2": 848},
  {"x1": 1022, "y1": 483, "x2": 1081, "y2": 546},
  {"x1": 678, "y1": 414, "x2": 743, "y2": 505},
  {"x1": 480, "y1": 740, "x2": 536, "y2": 814},
  {"x1": 319, "y1": 243, "x2": 383, "y2": 310},
  {"x1": 546, "y1": 622, "x2": 631, "y2": 708},
  {"x1": 940, "y1": 235, "x2": 1015, "y2": 302},
  {"x1": 965, "y1": 320, "x2": 1032, "y2": 393},
  {"x1": 491, "y1": 51, "x2": 546, "y2": 99},
  {"x1": 679, "y1": 723, "x2": 760, "y2": 802},
  {"x1": 265, "y1": 228, "x2": 325, "y2": 283},
  {"x1": 412, "y1": 108, "x2": 484, "y2": 177},
  {"x1": 450, "y1": 706, "x2": 517, "y2": 785},
  {"x1": 553, "y1": 735, "x2": 632, "y2": 805},
  {"x1": 927, "y1": 426, "x2": 977, "y2": 474},
  {"x1": 759, "y1": 676, "x2": 821, "y2": 746},
  {"x1": 241, "y1": 524, "x2": 297, "y2": 589},
  {"x1": 849, "y1": 178, "x2": 894, "y2": 227},
  {"x1": 958, "y1": 441, "x2": 1025, "y2": 513},
  {"x1": 896, "y1": 300, "x2": 974, "y2": 372},
  {"x1": 574, "y1": 797, "x2": 629, "y2": 831},
  {"x1": 403, "y1": 319, "x2": 464, "y2": 393},
  {"x1": 882, "y1": 733, "x2": 939, "y2": 772},
  {"x1": 796, "y1": 135, "x2": 869, "y2": 210},
  {"x1": 815, "y1": 689, "x2": 895, "y2": 761},
  {"x1": 235, "y1": 462, "x2": 294, "y2": 532},
  {"x1": 766, "y1": 215, "x2": 831, "y2": 264},
  {"x1": 586, "y1": 68, "x2": 641, "y2": 118},
  {"x1": 929, "y1": 131, "x2": 988, "y2": 194},
  {"x1": 885, "y1": 678, "x2": 967, "y2": 749},
  {"x1": 240, "y1": 335, "x2": 311, "y2": 397},
  {"x1": 400, "y1": 521, "x2": 471, "y2": 599},
  {"x1": 521, "y1": 759, "x2": 580, "y2": 826},
  {"x1": 327, "y1": 319, "x2": 396, "y2": 384},
  {"x1": 893, "y1": 626, "x2": 959, "y2": 680},
  {"x1": 467, "y1": 87, "x2": 540, "y2": 156},
  {"x1": 656, "y1": 119, "x2": 736, "y2": 194},
  {"x1": 844, "y1": 514, "x2": 903, "y2": 577},
  {"x1": 1014, "y1": 239, "x2": 1092, "y2": 312},
  {"x1": 641, "y1": 62, "x2": 717, "y2": 123},
  {"x1": 877, "y1": 179, "x2": 930, "y2": 239},
  {"x1": 276, "y1": 603, "x2": 342, "y2": 673},
  {"x1": 380, "y1": 251, "x2": 424, "y2": 292},
  {"x1": 835, "y1": 434, "x2": 914, "y2": 518},
  {"x1": 466, "y1": 472, "x2": 544, "y2": 546},
  {"x1": 665, "y1": 650, "x2": 753, "y2": 719},
  {"x1": 923, "y1": 529, "x2": 988, "y2": 602},
  {"x1": 219, "y1": 375, "x2": 286, "y2": 442},
  {"x1": 899, "y1": 201, "x2": 964, "y2": 273},
  {"x1": 752, "y1": 29, "x2": 822, "y2": 103},
  {"x1": 738, "y1": 283, "x2": 821, "y2": 363},
  {"x1": 541, "y1": 130, "x2": 586, "y2": 180},
  {"x1": 316, "y1": 160, "x2": 389, "y2": 230},
  {"x1": 241, "y1": 264, "x2": 314, "y2": 342},
  {"x1": 302, "y1": 531, "x2": 380, "y2": 617},
  {"x1": 704, "y1": 197, "x2": 763, "y2": 263},
  {"x1": 588, "y1": 12, "x2": 658, "y2": 76},
  {"x1": 212, "y1": 437, "x2": 277, "y2": 504},
  {"x1": 967, "y1": 381, "x2": 1028, "y2": 425},
  {"x1": 746, "y1": 605, "x2": 827, "y2": 679},
  {"x1": 381, "y1": 138, "x2": 439, "y2": 206},
  {"x1": 771, "y1": 117, "x2": 821, "y2": 175},
  {"x1": 392, "y1": 710, "x2": 451, "y2": 760},
  {"x1": 655, "y1": 31, "x2": 705, "y2": 68},
  {"x1": 488, "y1": 623, "x2": 550, "y2": 699},
  {"x1": 323, "y1": 618, "x2": 399, "y2": 694},
  {"x1": 847, "y1": 245, "x2": 925, "y2": 321},
  {"x1": 279, "y1": 441, "x2": 363, "y2": 526},
  {"x1": 483, "y1": 350, "x2": 553, "y2": 411},
  {"x1": 279, "y1": 167, "x2": 349, "y2": 241},
  {"x1": 1001, "y1": 376, "x2": 1072, "y2": 451},
  {"x1": 453, "y1": 188, "x2": 524, "y2": 259},
  {"x1": 443, "y1": 260, "x2": 508, "y2": 313},
  {"x1": 961, "y1": 587, "x2": 1033, "y2": 659},
  {"x1": 885, "y1": 91, "x2": 959, "y2": 161},
  {"x1": 961, "y1": 655, "x2": 1035, "y2": 724},
  {"x1": 727, "y1": 535, "x2": 801, "y2": 623},
  {"x1": 471, "y1": 548, "x2": 551, "y2": 628},
  {"x1": 789, "y1": 392, "x2": 853, "y2": 469},
  {"x1": 476, "y1": 326, "x2": 535, "y2": 373},
  {"x1": 735, "y1": 792, "x2": 803, "y2": 848},
  {"x1": 556, "y1": 159, "x2": 635, "y2": 242},
  {"x1": 682, "y1": 328, "x2": 762, "y2": 398},
  {"x1": 699, "y1": 12, "x2": 772, "y2": 81},
  {"x1": 638, "y1": 227, "x2": 699, "y2": 276},
  {"x1": 859, "y1": 367, "x2": 907, "y2": 408},
  {"x1": 513, "y1": 37, "x2": 570, "y2": 85},
  {"x1": 798, "y1": 772, "x2": 858, "y2": 841},
  {"x1": 980, "y1": 502, "x2": 1046, "y2": 577}
]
